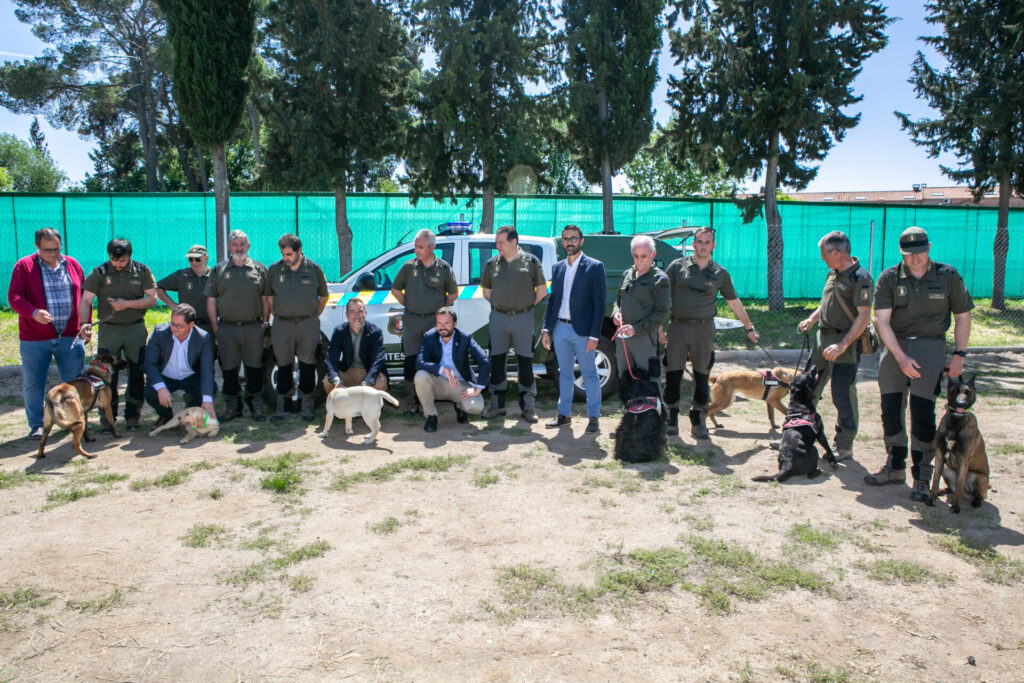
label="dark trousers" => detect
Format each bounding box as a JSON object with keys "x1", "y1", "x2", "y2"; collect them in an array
[{"x1": 145, "y1": 375, "x2": 204, "y2": 420}]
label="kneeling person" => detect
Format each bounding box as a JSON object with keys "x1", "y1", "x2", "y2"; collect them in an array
[
  {"x1": 324, "y1": 298, "x2": 389, "y2": 392},
  {"x1": 143, "y1": 304, "x2": 216, "y2": 426},
  {"x1": 414, "y1": 307, "x2": 491, "y2": 432}
]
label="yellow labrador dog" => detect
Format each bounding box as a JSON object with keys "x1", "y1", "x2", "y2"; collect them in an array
[
  {"x1": 321, "y1": 385, "x2": 399, "y2": 445},
  {"x1": 149, "y1": 407, "x2": 220, "y2": 444}
]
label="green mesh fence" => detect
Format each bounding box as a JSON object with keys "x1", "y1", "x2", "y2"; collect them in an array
[{"x1": 3, "y1": 192, "x2": 1023, "y2": 307}]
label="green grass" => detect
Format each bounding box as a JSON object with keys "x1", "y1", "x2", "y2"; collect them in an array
[
  {"x1": 224, "y1": 541, "x2": 332, "y2": 587},
  {"x1": 0, "y1": 586, "x2": 53, "y2": 612},
  {"x1": 130, "y1": 461, "x2": 216, "y2": 491},
  {"x1": 862, "y1": 559, "x2": 941, "y2": 585},
  {"x1": 472, "y1": 468, "x2": 500, "y2": 488},
  {"x1": 937, "y1": 533, "x2": 1024, "y2": 584},
  {"x1": 66, "y1": 587, "x2": 134, "y2": 613},
  {"x1": 368, "y1": 516, "x2": 402, "y2": 535},
  {"x1": 665, "y1": 443, "x2": 715, "y2": 467},
  {"x1": 788, "y1": 522, "x2": 840, "y2": 552},
  {"x1": 482, "y1": 564, "x2": 600, "y2": 624},
  {"x1": 235, "y1": 451, "x2": 312, "y2": 496},
  {"x1": 332, "y1": 454, "x2": 470, "y2": 491},
  {"x1": 42, "y1": 466, "x2": 130, "y2": 510},
  {"x1": 0, "y1": 469, "x2": 45, "y2": 489},
  {"x1": 182, "y1": 523, "x2": 231, "y2": 548}
]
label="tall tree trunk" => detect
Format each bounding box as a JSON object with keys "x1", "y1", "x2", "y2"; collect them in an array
[
  {"x1": 992, "y1": 173, "x2": 1010, "y2": 310},
  {"x1": 598, "y1": 89, "x2": 613, "y2": 234},
  {"x1": 212, "y1": 143, "x2": 230, "y2": 263},
  {"x1": 335, "y1": 185, "x2": 353, "y2": 276},
  {"x1": 131, "y1": 60, "x2": 159, "y2": 192},
  {"x1": 247, "y1": 98, "x2": 262, "y2": 167},
  {"x1": 764, "y1": 130, "x2": 784, "y2": 311},
  {"x1": 197, "y1": 144, "x2": 209, "y2": 193},
  {"x1": 480, "y1": 158, "x2": 494, "y2": 234}
]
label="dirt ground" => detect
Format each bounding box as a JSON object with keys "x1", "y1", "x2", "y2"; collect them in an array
[{"x1": 2, "y1": 350, "x2": 1024, "y2": 682}]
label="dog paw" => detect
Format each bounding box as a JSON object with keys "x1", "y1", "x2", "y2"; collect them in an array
[
  {"x1": 951, "y1": 504, "x2": 961, "y2": 514},
  {"x1": 361, "y1": 437, "x2": 376, "y2": 445}
]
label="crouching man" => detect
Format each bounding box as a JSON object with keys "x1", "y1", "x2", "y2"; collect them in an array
[
  {"x1": 414, "y1": 306, "x2": 490, "y2": 432},
  {"x1": 143, "y1": 304, "x2": 216, "y2": 427}
]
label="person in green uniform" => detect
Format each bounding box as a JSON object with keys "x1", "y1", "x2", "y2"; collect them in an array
[
  {"x1": 157, "y1": 245, "x2": 213, "y2": 336},
  {"x1": 205, "y1": 230, "x2": 271, "y2": 422},
  {"x1": 480, "y1": 226, "x2": 547, "y2": 423},
  {"x1": 664, "y1": 228, "x2": 758, "y2": 439},
  {"x1": 390, "y1": 229, "x2": 459, "y2": 415},
  {"x1": 866, "y1": 226, "x2": 973, "y2": 502},
  {"x1": 795, "y1": 231, "x2": 872, "y2": 460},
  {"x1": 78, "y1": 238, "x2": 157, "y2": 431},
  {"x1": 266, "y1": 234, "x2": 329, "y2": 422},
  {"x1": 611, "y1": 235, "x2": 670, "y2": 426}
]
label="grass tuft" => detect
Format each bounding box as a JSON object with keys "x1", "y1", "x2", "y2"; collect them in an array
[
  {"x1": 937, "y1": 533, "x2": 1024, "y2": 584},
  {"x1": 130, "y1": 461, "x2": 216, "y2": 491},
  {"x1": 66, "y1": 587, "x2": 134, "y2": 613},
  {"x1": 332, "y1": 454, "x2": 470, "y2": 491},
  {"x1": 0, "y1": 470, "x2": 45, "y2": 489},
  {"x1": 182, "y1": 523, "x2": 231, "y2": 548},
  {"x1": 862, "y1": 559, "x2": 939, "y2": 585}
]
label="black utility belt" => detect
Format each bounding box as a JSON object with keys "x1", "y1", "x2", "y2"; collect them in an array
[
  {"x1": 102, "y1": 319, "x2": 144, "y2": 327},
  {"x1": 220, "y1": 319, "x2": 261, "y2": 326},
  {"x1": 406, "y1": 310, "x2": 439, "y2": 317},
  {"x1": 494, "y1": 307, "x2": 532, "y2": 315},
  {"x1": 671, "y1": 317, "x2": 711, "y2": 325},
  {"x1": 275, "y1": 315, "x2": 313, "y2": 322},
  {"x1": 820, "y1": 327, "x2": 849, "y2": 335},
  {"x1": 898, "y1": 335, "x2": 943, "y2": 341}
]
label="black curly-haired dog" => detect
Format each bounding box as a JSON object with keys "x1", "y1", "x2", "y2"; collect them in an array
[
  {"x1": 753, "y1": 366, "x2": 837, "y2": 482},
  {"x1": 614, "y1": 373, "x2": 667, "y2": 464}
]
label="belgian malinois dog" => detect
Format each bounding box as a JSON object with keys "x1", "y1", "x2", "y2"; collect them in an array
[
  {"x1": 929, "y1": 375, "x2": 989, "y2": 513},
  {"x1": 707, "y1": 366, "x2": 793, "y2": 430},
  {"x1": 37, "y1": 354, "x2": 123, "y2": 459}
]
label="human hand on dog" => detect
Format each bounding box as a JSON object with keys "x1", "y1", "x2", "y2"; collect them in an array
[
  {"x1": 202, "y1": 402, "x2": 216, "y2": 419},
  {"x1": 33, "y1": 309, "x2": 53, "y2": 325},
  {"x1": 442, "y1": 367, "x2": 460, "y2": 390},
  {"x1": 157, "y1": 387, "x2": 173, "y2": 408},
  {"x1": 459, "y1": 386, "x2": 481, "y2": 401},
  {"x1": 541, "y1": 332, "x2": 551, "y2": 350},
  {"x1": 323, "y1": 377, "x2": 339, "y2": 393},
  {"x1": 897, "y1": 354, "x2": 922, "y2": 379}
]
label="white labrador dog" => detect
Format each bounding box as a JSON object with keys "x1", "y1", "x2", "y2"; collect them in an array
[
  {"x1": 321, "y1": 385, "x2": 399, "y2": 444},
  {"x1": 149, "y1": 406, "x2": 220, "y2": 444}
]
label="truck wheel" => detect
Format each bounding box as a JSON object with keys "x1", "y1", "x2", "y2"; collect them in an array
[{"x1": 571, "y1": 336, "x2": 618, "y2": 402}]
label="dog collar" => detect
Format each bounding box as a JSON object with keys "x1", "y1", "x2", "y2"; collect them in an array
[{"x1": 626, "y1": 397, "x2": 661, "y2": 415}]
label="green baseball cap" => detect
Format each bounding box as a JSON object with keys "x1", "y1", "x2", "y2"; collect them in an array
[{"x1": 899, "y1": 226, "x2": 929, "y2": 255}]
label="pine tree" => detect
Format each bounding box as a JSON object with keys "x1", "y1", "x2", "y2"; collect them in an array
[
  {"x1": 261, "y1": 0, "x2": 415, "y2": 274},
  {"x1": 159, "y1": 0, "x2": 255, "y2": 260},
  {"x1": 665, "y1": 0, "x2": 890, "y2": 309},
  {"x1": 896, "y1": 0, "x2": 1024, "y2": 310},
  {"x1": 562, "y1": 0, "x2": 661, "y2": 232}
]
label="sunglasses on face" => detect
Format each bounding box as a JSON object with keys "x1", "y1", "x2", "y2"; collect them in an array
[{"x1": 188, "y1": 257, "x2": 203, "y2": 262}]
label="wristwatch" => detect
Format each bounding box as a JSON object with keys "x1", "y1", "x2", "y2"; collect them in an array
[{"x1": 952, "y1": 350, "x2": 967, "y2": 358}]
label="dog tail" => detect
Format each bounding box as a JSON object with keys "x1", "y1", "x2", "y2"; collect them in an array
[
  {"x1": 379, "y1": 391, "x2": 400, "y2": 407},
  {"x1": 49, "y1": 395, "x2": 75, "y2": 426}
]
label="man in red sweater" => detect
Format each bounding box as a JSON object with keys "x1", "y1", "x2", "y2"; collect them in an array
[{"x1": 8, "y1": 228, "x2": 88, "y2": 439}]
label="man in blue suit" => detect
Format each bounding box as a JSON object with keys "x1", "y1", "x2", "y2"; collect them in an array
[
  {"x1": 414, "y1": 306, "x2": 491, "y2": 432},
  {"x1": 541, "y1": 224, "x2": 607, "y2": 433},
  {"x1": 323, "y1": 298, "x2": 389, "y2": 394},
  {"x1": 143, "y1": 303, "x2": 216, "y2": 427}
]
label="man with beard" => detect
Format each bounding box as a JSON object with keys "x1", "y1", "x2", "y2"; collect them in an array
[
  {"x1": 414, "y1": 306, "x2": 490, "y2": 432},
  {"x1": 79, "y1": 238, "x2": 157, "y2": 431},
  {"x1": 205, "y1": 230, "x2": 270, "y2": 422}
]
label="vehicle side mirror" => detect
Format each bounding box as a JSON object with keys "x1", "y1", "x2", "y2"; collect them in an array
[{"x1": 355, "y1": 272, "x2": 376, "y2": 291}]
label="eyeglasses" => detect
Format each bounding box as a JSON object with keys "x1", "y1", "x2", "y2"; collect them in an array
[
  {"x1": 38, "y1": 247, "x2": 61, "y2": 254},
  {"x1": 188, "y1": 257, "x2": 203, "y2": 262},
  {"x1": 170, "y1": 321, "x2": 191, "y2": 329},
  {"x1": 561, "y1": 236, "x2": 581, "y2": 243}
]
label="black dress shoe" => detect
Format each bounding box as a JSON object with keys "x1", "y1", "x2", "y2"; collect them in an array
[
  {"x1": 454, "y1": 407, "x2": 469, "y2": 424},
  {"x1": 546, "y1": 413, "x2": 571, "y2": 428},
  {"x1": 424, "y1": 415, "x2": 438, "y2": 432},
  {"x1": 586, "y1": 418, "x2": 599, "y2": 434}
]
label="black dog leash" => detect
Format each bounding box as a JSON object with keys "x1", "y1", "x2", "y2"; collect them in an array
[
  {"x1": 755, "y1": 337, "x2": 782, "y2": 366},
  {"x1": 794, "y1": 331, "x2": 810, "y2": 377}
]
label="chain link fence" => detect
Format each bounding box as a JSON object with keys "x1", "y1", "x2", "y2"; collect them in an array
[{"x1": 3, "y1": 192, "x2": 1021, "y2": 350}]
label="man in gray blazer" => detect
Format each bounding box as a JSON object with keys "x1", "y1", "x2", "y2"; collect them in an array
[{"x1": 143, "y1": 303, "x2": 216, "y2": 426}]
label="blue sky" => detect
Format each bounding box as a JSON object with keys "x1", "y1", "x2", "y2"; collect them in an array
[{"x1": 0, "y1": 0, "x2": 954, "y2": 192}]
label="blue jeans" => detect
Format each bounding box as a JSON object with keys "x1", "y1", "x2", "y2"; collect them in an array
[
  {"x1": 553, "y1": 321, "x2": 601, "y2": 418},
  {"x1": 21, "y1": 337, "x2": 86, "y2": 429}
]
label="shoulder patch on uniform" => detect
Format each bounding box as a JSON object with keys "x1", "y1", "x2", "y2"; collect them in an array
[
  {"x1": 896, "y1": 285, "x2": 906, "y2": 297},
  {"x1": 859, "y1": 289, "x2": 870, "y2": 301}
]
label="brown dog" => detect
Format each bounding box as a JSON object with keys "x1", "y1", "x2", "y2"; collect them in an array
[
  {"x1": 149, "y1": 406, "x2": 220, "y2": 444},
  {"x1": 929, "y1": 375, "x2": 989, "y2": 513},
  {"x1": 37, "y1": 354, "x2": 122, "y2": 459},
  {"x1": 707, "y1": 366, "x2": 793, "y2": 430}
]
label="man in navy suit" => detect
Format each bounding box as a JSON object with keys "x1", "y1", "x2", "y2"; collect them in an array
[
  {"x1": 541, "y1": 225, "x2": 607, "y2": 433},
  {"x1": 414, "y1": 306, "x2": 491, "y2": 432},
  {"x1": 323, "y1": 298, "x2": 389, "y2": 393},
  {"x1": 143, "y1": 303, "x2": 216, "y2": 427}
]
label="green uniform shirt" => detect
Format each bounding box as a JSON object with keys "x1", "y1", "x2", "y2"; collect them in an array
[
  {"x1": 613, "y1": 266, "x2": 670, "y2": 335},
  {"x1": 874, "y1": 260, "x2": 974, "y2": 338},
  {"x1": 666, "y1": 256, "x2": 736, "y2": 320},
  {"x1": 204, "y1": 257, "x2": 268, "y2": 324},
  {"x1": 266, "y1": 256, "x2": 328, "y2": 318},
  {"x1": 392, "y1": 257, "x2": 458, "y2": 316},
  {"x1": 819, "y1": 258, "x2": 873, "y2": 330},
  {"x1": 83, "y1": 260, "x2": 156, "y2": 325},
  {"x1": 156, "y1": 267, "x2": 211, "y2": 323},
  {"x1": 480, "y1": 249, "x2": 545, "y2": 313}
]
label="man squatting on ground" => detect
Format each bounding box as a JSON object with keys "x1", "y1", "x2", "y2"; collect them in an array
[
  {"x1": 866, "y1": 226, "x2": 973, "y2": 502},
  {"x1": 324, "y1": 298, "x2": 389, "y2": 392},
  {"x1": 79, "y1": 238, "x2": 157, "y2": 431},
  {"x1": 611, "y1": 235, "x2": 670, "y2": 433},
  {"x1": 663, "y1": 227, "x2": 758, "y2": 439},
  {"x1": 415, "y1": 306, "x2": 490, "y2": 432},
  {"x1": 143, "y1": 303, "x2": 216, "y2": 425},
  {"x1": 480, "y1": 225, "x2": 547, "y2": 423},
  {"x1": 796, "y1": 230, "x2": 873, "y2": 461},
  {"x1": 156, "y1": 244, "x2": 216, "y2": 390},
  {"x1": 205, "y1": 230, "x2": 270, "y2": 422},
  {"x1": 8, "y1": 228, "x2": 87, "y2": 439},
  {"x1": 265, "y1": 234, "x2": 329, "y2": 422},
  {"x1": 390, "y1": 228, "x2": 459, "y2": 415},
  {"x1": 541, "y1": 224, "x2": 606, "y2": 434}
]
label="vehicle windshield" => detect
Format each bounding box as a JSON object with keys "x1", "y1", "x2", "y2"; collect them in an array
[{"x1": 339, "y1": 256, "x2": 378, "y2": 283}]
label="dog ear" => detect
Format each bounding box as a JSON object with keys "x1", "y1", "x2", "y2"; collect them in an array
[{"x1": 967, "y1": 374, "x2": 977, "y2": 387}]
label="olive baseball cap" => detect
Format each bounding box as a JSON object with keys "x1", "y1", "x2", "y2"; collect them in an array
[
  {"x1": 186, "y1": 244, "x2": 208, "y2": 257},
  {"x1": 899, "y1": 226, "x2": 930, "y2": 255}
]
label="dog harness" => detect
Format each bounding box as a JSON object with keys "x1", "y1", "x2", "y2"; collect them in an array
[
  {"x1": 759, "y1": 369, "x2": 788, "y2": 400},
  {"x1": 70, "y1": 374, "x2": 108, "y2": 413},
  {"x1": 626, "y1": 397, "x2": 662, "y2": 415},
  {"x1": 782, "y1": 414, "x2": 818, "y2": 433}
]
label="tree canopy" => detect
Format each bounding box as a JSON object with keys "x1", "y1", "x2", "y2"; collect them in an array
[
  {"x1": 896, "y1": 0, "x2": 1024, "y2": 310},
  {"x1": 0, "y1": 131, "x2": 66, "y2": 191}
]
